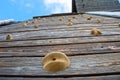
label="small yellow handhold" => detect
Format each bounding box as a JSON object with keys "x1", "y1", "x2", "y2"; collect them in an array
[
  {"x1": 42, "y1": 52, "x2": 70, "y2": 72},
  {"x1": 68, "y1": 19, "x2": 72, "y2": 22},
  {"x1": 25, "y1": 21, "x2": 29, "y2": 23},
  {"x1": 32, "y1": 20, "x2": 35, "y2": 23},
  {"x1": 79, "y1": 13, "x2": 83, "y2": 16},
  {"x1": 59, "y1": 16, "x2": 64, "y2": 21},
  {"x1": 51, "y1": 18, "x2": 54, "y2": 21},
  {"x1": 42, "y1": 18, "x2": 46, "y2": 21},
  {"x1": 23, "y1": 23, "x2": 28, "y2": 27},
  {"x1": 62, "y1": 16, "x2": 65, "y2": 19},
  {"x1": 6, "y1": 34, "x2": 12, "y2": 40},
  {"x1": 72, "y1": 16, "x2": 76, "y2": 19},
  {"x1": 96, "y1": 19, "x2": 101, "y2": 23},
  {"x1": 87, "y1": 16, "x2": 92, "y2": 20},
  {"x1": 118, "y1": 23, "x2": 120, "y2": 27},
  {"x1": 59, "y1": 18, "x2": 63, "y2": 21},
  {"x1": 91, "y1": 28, "x2": 102, "y2": 36},
  {"x1": 34, "y1": 24, "x2": 39, "y2": 28},
  {"x1": 67, "y1": 19, "x2": 73, "y2": 26},
  {"x1": 67, "y1": 21, "x2": 73, "y2": 26}
]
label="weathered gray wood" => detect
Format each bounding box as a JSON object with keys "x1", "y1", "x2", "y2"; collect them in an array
[
  {"x1": 0, "y1": 42, "x2": 120, "y2": 55},
  {"x1": 0, "y1": 24, "x2": 118, "y2": 34},
  {"x1": 0, "y1": 75, "x2": 120, "y2": 80},
  {"x1": 0, "y1": 35, "x2": 120, "y2": 48},
  {"x1": 0, "y1": 41, "x2": 120, "y2": 57},
  {"x1": 0, "y1": 53, "x2": 120, "y2": 76},
  {"x1": 0, "y1": 27, "x2": 120, "y2": 41},
  {"x1": 0, "y1": 13, "x2": 120, "y2": 79},
  {"x1": 75, "y1": 0, "x2": 120, "y2": 13},
  {"x1": 0, "y1": 14, "x2": 119, "y2": 32}
]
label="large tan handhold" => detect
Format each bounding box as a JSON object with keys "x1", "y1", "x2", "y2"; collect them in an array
[
  {"x1": 91, "y1": 28, "x2": 102, "y2": 36},
  {"x1": 42, "y1": 52, "x2": 70, "y2": 72}
]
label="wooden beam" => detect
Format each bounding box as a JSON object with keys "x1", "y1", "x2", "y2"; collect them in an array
[{"x1": 0, "y1": 53, "x2": 120, "y2": 76}]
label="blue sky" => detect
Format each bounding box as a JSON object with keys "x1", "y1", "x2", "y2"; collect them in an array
[
  {"x1": 0, "y1": 0, "x2": 120, "y2": 21},
  {"x1": 0, "y1": 0, "x2": 71, "y2": 21}
]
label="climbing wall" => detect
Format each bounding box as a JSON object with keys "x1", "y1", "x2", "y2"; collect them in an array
[{"x1": 0, "y1": 13, "x2": 120, "y2": 79}]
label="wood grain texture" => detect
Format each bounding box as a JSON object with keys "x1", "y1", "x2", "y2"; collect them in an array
[
  {"x1": 0, "y1": 35, "x2": 120, "y2": 48},
  {"x1": 0, "y1": 41, "x2": 120, "y2": 57},
  {"x1": 75, "y1": 0, "x2": 120, "y2": 12},
  {"x1": 0, "y1": 28, "x2": 120, "y2": 41},
  {"x1": 0, "y1": 14, "x2": 119, "y2": 33},
  {"x1": 0, "y1": 14, "x2": 120, "y2": 79},
  {"x1": 0, "y1": 53, "x2": 120, "y2": 76}
]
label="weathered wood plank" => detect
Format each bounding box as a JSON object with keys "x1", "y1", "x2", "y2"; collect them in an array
[
  {"x1": 75, "y1": 0, "x2": 120, "y2": 12},
  {"x1": 0, "y1": 23, "x2": 118, "y2": 34},
  {"x1": 0, "y1": 42, "x2": 120, "y2": 55},
  {"x1": 0, "y1": 41, "x2": 120, "y2": 57},
  {"x1": 0, "y1": 12, "x2": 120, "y2": 80},
  {"x1": 0, "y1": 35, "x2": 120, "y2": 48},
  {"x1": 0, "y1": 18, "x2": 119, "y2": 33},
  {"x1": 0, "y1": 75, "x2": 120, "y2": 80},
  {"x1": 0, "y1": 53, "x2": 120, "y2": 76},
  {"x1": 0, "y1": 14, "x2": 119, "y2": 31},
  {"x1": 0, "y1": 27, "x2": 120, "y2": 41}
]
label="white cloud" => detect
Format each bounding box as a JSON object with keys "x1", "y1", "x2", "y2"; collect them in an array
[{"x1": 44, "y1": 0, "x2": 72, "y2": 14}]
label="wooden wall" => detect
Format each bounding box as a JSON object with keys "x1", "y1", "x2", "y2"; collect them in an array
[{"x1": 74, "y1": 0, "x2": 120, "y2": 13}]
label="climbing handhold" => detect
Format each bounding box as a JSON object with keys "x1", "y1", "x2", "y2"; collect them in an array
[
  {"x1": 67, "y1": 19, "x2": 73, "y2": 26},
  {"x1": 34, "y1": 24, "x2": 39, "y2": 28},
  {"x1": 118, "y1": 23, "x2": 120, "y2": 27},
  {"x1": 87, "y1": 16, "x2": 92, "y2": 20},
  {"x1": 96, "y1": 19, "x2": 101, "y2": 23},
  {"x1": 91, "y1": 28, "x2": 102, "y2": 36},
  {"x1": 67, "y1": 22, "x2": 73, "y2": 26},
  {"x1": 42, "y1": 52, "x2": 70, "y2": 72},
  {"x1": 23, "y1": 23, "x2": 28, "y2": 27},
  {"x1": 6, "y1": 34, "x2": 12, "y2": 40}
]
